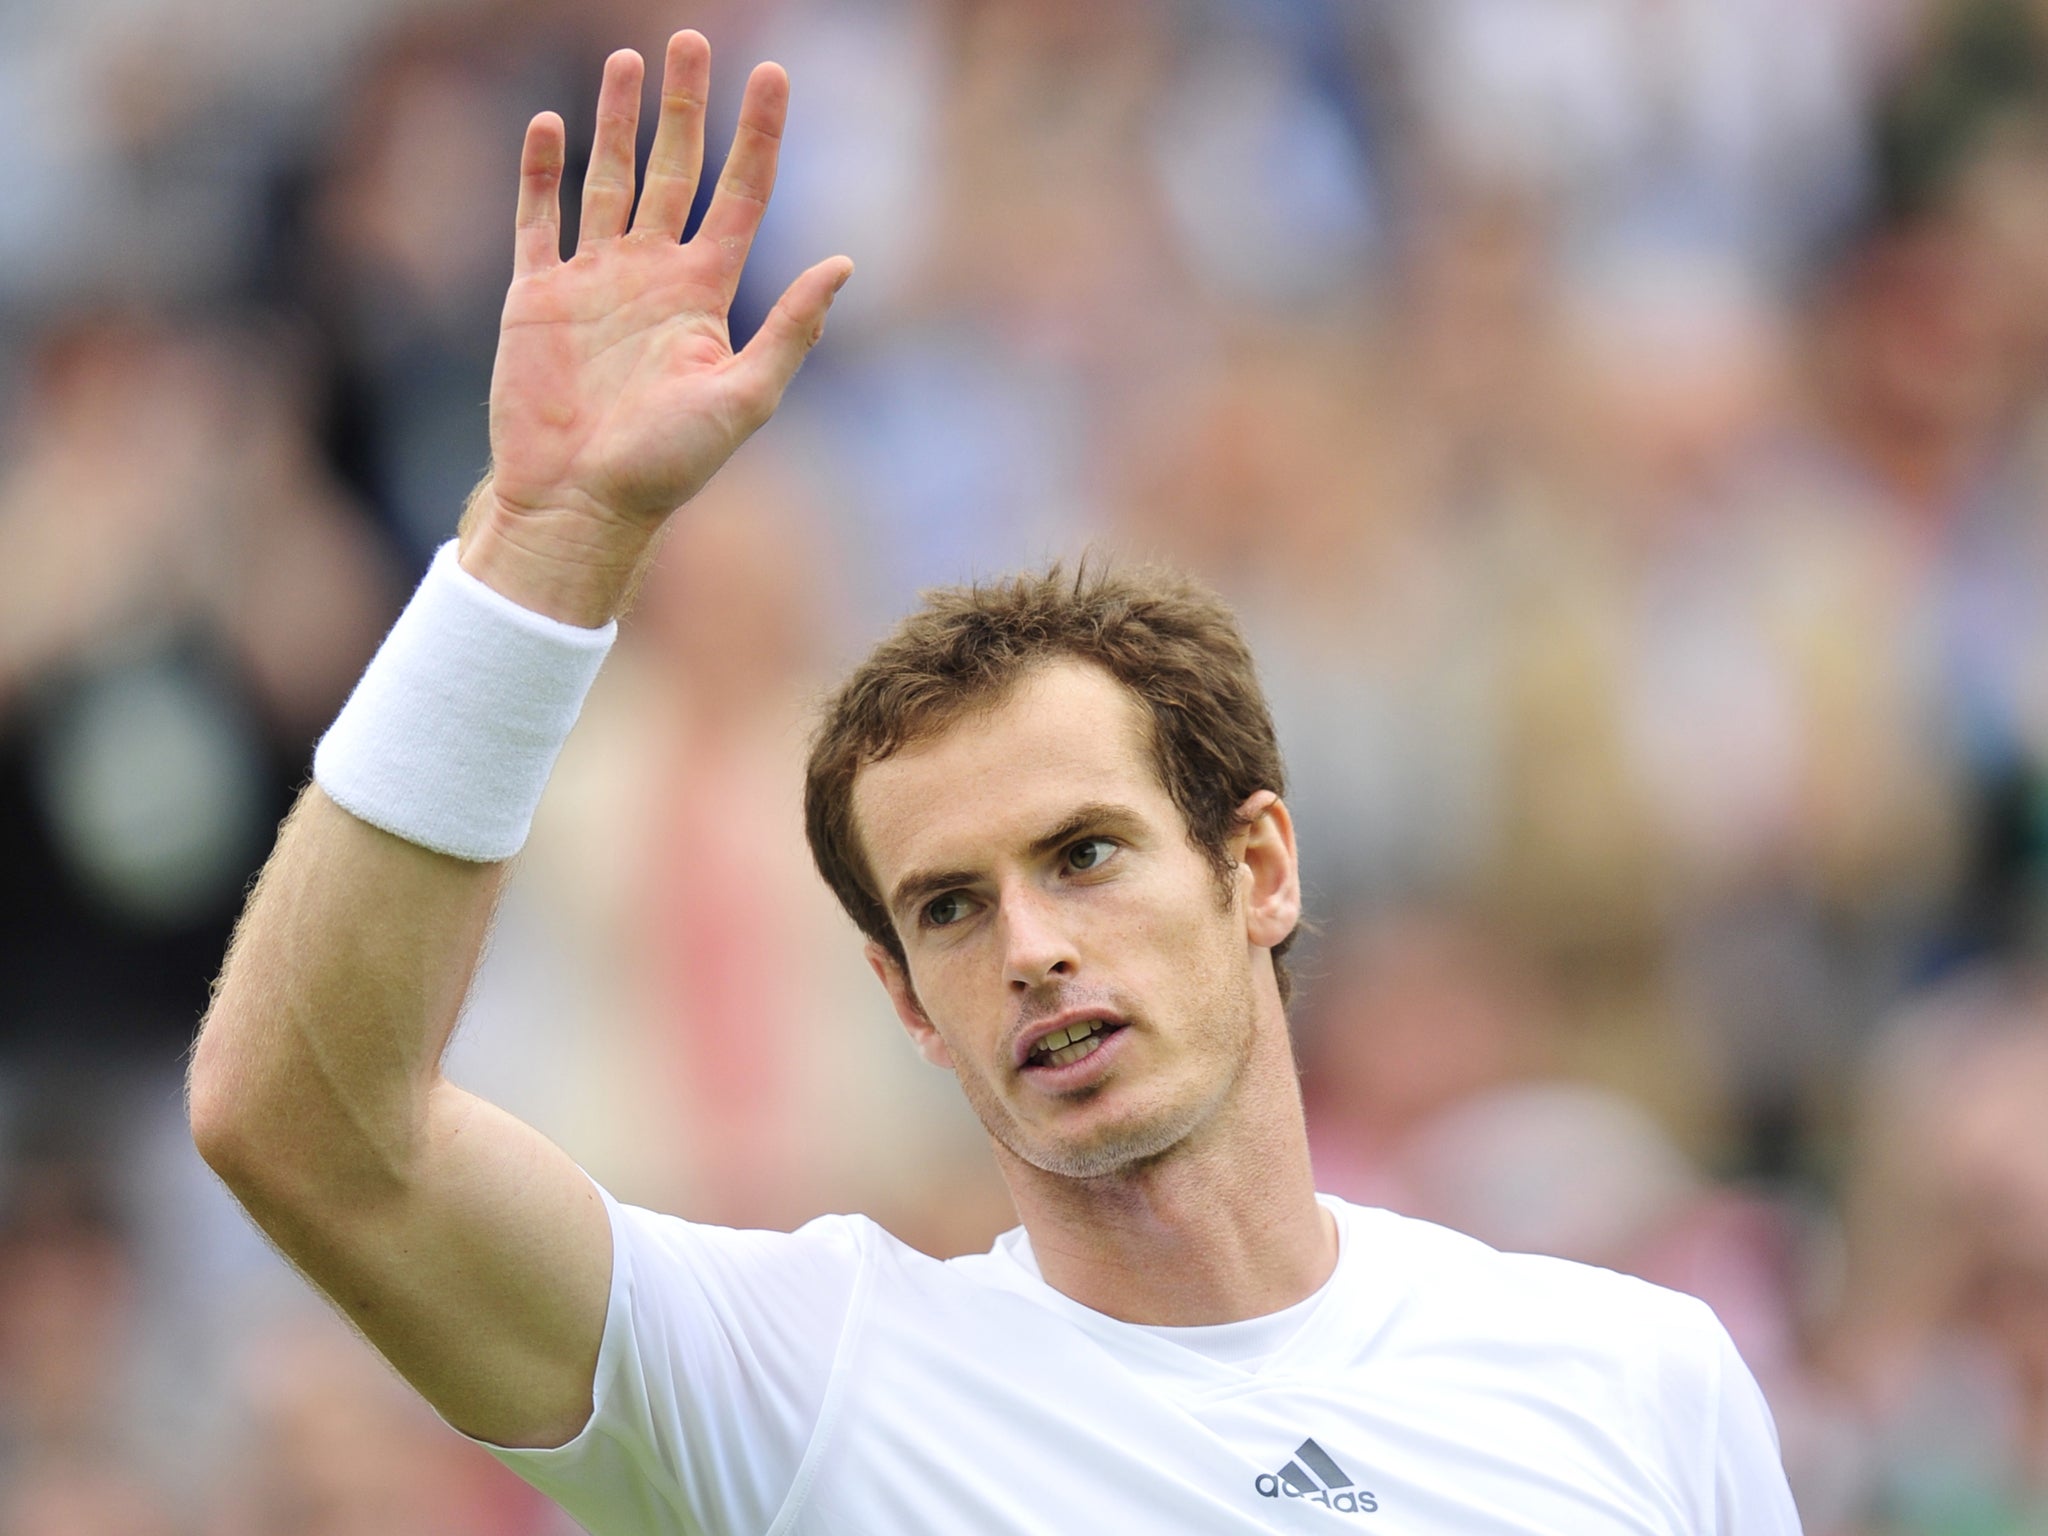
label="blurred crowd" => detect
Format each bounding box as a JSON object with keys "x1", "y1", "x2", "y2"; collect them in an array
[{"x1": 5, "y1": 0, "x2": 2048, "y2": 1529}]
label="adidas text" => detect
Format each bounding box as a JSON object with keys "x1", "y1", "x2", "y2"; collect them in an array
[{"x1": 1254, "y1": 1477, "x2": 1378, "y2": 1514}]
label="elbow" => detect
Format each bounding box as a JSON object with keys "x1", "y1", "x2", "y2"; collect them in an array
[
  {"x1": 187, "y1": 1025, "x2": 327, "y2": 1222},
  {"x1": 187, "y1": 1016, "x2": 257, "y2": 1187},
  {"x1": 187, "y1": 1089, "x2": 243, "y2": 1184},
  {"x1": 186, "y1": 1000, "x2": 424, "y2": 1216},
  {"x1": 187, "y1": 998, "x2": 294, "y2": 1201}
]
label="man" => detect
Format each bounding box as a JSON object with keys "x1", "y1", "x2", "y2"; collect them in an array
[{"x1": 190, "y1": 33, "x2": 1803, "y2": 1534}]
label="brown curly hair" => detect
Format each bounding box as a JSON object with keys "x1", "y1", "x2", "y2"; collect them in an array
[{"x1": 803, "y1": 561, "x2": 1297, "y2": 1001}]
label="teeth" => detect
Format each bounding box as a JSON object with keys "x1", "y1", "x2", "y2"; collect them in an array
[
  {"x1": 1032, "y1": 1022, "x2": 1108, "y2": 1068},
  {"x1": 1046, "y1": 1035, "x2": 1098, "y2": 1068}
]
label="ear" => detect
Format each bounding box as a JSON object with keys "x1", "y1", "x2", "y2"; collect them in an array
[
  {"x1": 1230, "y1": 790, "x2": 1301, "y2": 951},
  {"x1": 865, "y1": 941, "x2": 954, "y2": 1069}
]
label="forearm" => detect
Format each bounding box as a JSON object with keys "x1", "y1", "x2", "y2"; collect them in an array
[
  {"x1": 189, "y1": 785, "x2": 506, "y2": 1210},
  {"x1": 189, "y1": 491, "x2": 632, "y2": 1227}
]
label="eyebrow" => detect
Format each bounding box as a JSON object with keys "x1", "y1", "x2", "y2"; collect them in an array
[{"x1": 887, "y1": 801, "x2": 1149, "y2": 923}]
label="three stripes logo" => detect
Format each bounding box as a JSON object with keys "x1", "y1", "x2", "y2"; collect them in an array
[{"x1": 1253, "y1": 1438, "x2": 1379, "y2": 1514}]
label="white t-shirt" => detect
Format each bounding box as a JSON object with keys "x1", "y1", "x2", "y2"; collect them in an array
[{"x1": 484, "y1": 1187, "x2": 1802, "y2": 1535}]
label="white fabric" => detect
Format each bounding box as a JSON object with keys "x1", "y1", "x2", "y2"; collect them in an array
[
  {"x1": 1128, "y1": 1271, "x2": 1331, "y2": 1369},
  {"x1": 484, "y1": 1188, "x2": 1803, "y2": 1535},
  {"x1": 314, "y1": 541, "x2": 615, "y2": 861},
  {"x1": 993, "y1": 1218, "x2": 1333, "y2": 1369}
]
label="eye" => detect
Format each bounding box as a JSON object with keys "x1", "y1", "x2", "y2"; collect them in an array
[
  {"x1": 922, "y1": 892, "x2": 971, "y2": 928},
  {"x1": 1065, "y1": 837, "x2": 1117, "y2": 873}
]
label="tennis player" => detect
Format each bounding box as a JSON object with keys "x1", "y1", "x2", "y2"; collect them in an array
[{"x1": 190, "y1": 33, "x2": 1803, "y2": 1533}]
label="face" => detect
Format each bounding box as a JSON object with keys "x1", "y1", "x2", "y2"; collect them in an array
[{"x1": 852, "y1": 660, "x2": 1299, "y2": 1180}]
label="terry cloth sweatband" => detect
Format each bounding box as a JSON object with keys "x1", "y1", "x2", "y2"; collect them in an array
[{"x1": 314, "y1": 540, "x2": 616, "y2": 861}]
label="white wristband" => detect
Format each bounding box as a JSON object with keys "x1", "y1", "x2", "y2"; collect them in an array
[{"x1": 314, "y1": 541, "x2": 617, "y2": 861}]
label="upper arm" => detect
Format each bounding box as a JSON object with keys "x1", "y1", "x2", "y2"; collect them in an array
[
  {"x1": 239, "y1": 1078, "x2": 614, "y2": 1450},
  {"x1": 191, "y1": 787, "x2": 613, "y2": 1451}
]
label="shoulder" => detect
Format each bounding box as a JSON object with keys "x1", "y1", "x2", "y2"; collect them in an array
[
  {"x1": 604, "y1": 1199, "x2": 1034, "y2": 1318},
  {"x1": 1324, "y1": 1199, "x2": 1796, "y2": 1530},
  {"x1": 1329, "y1": 1197, "x2": 1729, "y2": 1373},
  {"x1": 606, "y1": 1196, "x2": 879, "y2": 1307}
]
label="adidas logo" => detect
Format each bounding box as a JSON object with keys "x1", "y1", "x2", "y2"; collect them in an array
[{"x1": 1253, "y1": 1438, "x2": 1379, "y2": 1514}]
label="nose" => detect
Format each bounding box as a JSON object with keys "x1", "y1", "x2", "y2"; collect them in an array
[{"x1": 1000, "y1": 883, "x2": 1079, "y2": 991}]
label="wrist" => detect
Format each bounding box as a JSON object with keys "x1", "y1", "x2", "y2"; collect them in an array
[
  {"x1": 457, "y1": 485, "x2": 658, "y2": 627},
  {"x1": 314, "y1": 542, "x2": 617, "y2": 862}
]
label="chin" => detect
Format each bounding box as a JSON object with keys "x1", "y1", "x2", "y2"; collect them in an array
[{"x1": 1011, "y1": 1093, "x2": 1211, "y2": 1181}]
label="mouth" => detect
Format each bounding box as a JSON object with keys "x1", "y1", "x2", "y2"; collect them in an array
[{"x1": 1018, "y1": 1013, "x2": 1128, "y2": 1073}]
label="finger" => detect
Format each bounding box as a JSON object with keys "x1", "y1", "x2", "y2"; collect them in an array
[
  {"x1": 727, "y1": 256, "x2": 853, "y2": 424},
  {"x1": 631, "y1": 31, "x2": 711, "y2": 241},
  {"x1": 578, "y1": 49, "x2": 645, "y2": 246},
  {"x1": 513, "y1": 112, "x2": 566, "y2": 276},
  {"x1": 692, "y1": 62, "x2": 789, "y2": 299}
]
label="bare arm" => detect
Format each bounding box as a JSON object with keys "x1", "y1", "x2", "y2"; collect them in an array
[{"x1": 188, "y1": 33, "x2": 851, "y2": 1451}]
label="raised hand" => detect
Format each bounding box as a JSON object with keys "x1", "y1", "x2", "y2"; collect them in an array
[{"x1": 465, "y1": 33, "x2": 852, "y2": 624}]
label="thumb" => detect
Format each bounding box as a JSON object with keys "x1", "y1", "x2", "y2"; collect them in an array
[{"x1": 727, "y1": 256, "x2": 854, "y2": 427}]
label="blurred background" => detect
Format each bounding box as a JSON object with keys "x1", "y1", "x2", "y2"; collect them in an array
[{"x1": 5, "y1": 0, "x2": 2048, "y2": 1529}]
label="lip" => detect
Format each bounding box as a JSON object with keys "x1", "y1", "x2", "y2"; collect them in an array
[
  {"x1": 1012, "y1": 1007, "x2": 1129, "y2": 1071},
  {"x1": 1020, "y1": 1019, "x2": 1131, "y2": 1093}
]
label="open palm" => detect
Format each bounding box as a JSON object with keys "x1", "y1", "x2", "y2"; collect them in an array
[{"x1": 486, "y1": 34, "x2": 850, "y2": 542}]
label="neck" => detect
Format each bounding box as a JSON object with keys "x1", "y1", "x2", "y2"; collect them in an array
[{"x1": 998, "y1": 1009, "x2": 1336, "y2": 1325}]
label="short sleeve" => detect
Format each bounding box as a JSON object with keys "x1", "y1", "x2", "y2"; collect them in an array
[
  {"x1": 479, "y1": 1185, "x2": 870, "y2": 1536},
  {"x1": 1709, "y1": 1324, "x2": 1804, "y2": 1535}
]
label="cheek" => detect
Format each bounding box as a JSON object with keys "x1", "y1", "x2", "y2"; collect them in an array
[
  {"x1": 1103, "y1": 871, "x2": 1238, "y2": 976},
  {"x1": 908, "y1": 938, "x2": 1004, "y2": 1035}
]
